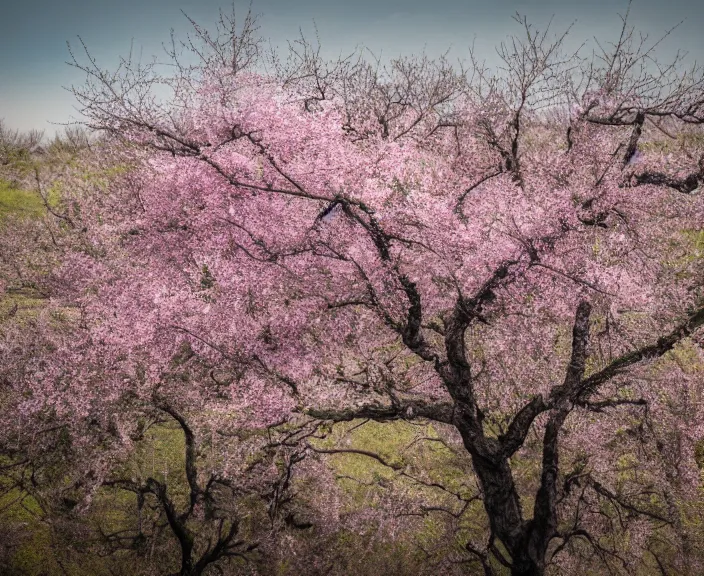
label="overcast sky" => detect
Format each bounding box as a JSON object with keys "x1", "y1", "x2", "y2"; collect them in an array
[{"x1": 1, "y1": 0, "x2": 703, "y2": 136}]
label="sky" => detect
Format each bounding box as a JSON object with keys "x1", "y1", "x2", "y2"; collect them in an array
[{"x1": 1, "y1": 0, "x2": 703, "y2": 136}]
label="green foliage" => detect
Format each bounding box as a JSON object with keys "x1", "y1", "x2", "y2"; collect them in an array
[
  {"x1": 0, "y1": 465, "x2": 55, "y2": 576},
  {"x1": 131, "y1": 423, "x2": 189, "y2": 505},
  {"x1": 640, "y1": 131, "x2": 704, "y2": 153},
  {"x1": 0, "y1": 292, "x2": 44, "y2": 325},
  {"x1": 0, "y1": 179, "x2": 45, "y2": 218},
  {"x1": 79, "y1": 163, "x2": 134, "y2": 190}
]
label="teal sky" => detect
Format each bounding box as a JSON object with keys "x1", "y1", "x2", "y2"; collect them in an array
[{"x1": 1, "y1": 0, "x2": 702, "y2": 136}]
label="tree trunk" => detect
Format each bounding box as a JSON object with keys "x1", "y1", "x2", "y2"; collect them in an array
[
  {"x1": 510, "y1": 529, "x2": 549, "y2": 576},
  {"x1": 464, "y1": 442, "x2": 551, "y2": 576}
]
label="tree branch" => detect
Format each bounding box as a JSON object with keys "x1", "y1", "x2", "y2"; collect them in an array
[
  {"x1": 300, "y1": 399, "x2": 455, "y2": 424},
  {"x1": 154, "y1": 402, "x2": 200, "y2": 515},
  {"x1": 577, "y1": 305, "x2": 704, "y2": 400},
  {"x1": 626, "y1": 169, "x2": 702, "y2": 194}
]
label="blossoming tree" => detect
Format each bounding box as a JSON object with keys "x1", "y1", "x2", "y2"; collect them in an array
[{"x1": 3, "y1": 5, "x2": 704, "y2": 576}]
